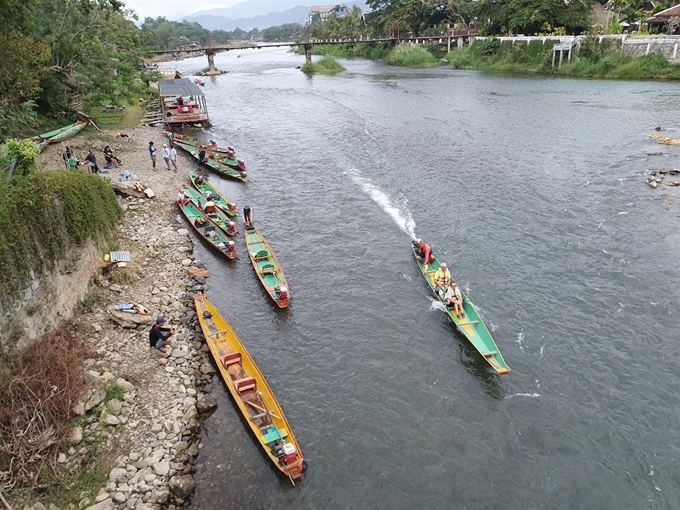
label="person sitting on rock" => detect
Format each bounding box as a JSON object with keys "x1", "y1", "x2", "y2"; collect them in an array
[{"x1": 149, "y1": 317, "x2": 174, "y2": 352}]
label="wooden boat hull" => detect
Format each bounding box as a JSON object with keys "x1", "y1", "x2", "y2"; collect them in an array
[
  {"x1": 194, "y1": 295, "x2": 303, "y2": 481},
  {"x1": 188, "y1": 169, "x2": 237, "y2": 217},
  {"x1": 31, "y1": 121, "x2": 86, "y2": 151},
  {"x1": 170, "y1": 138, "x2": 248, "y2": 182},
  {"x1": 182, "y1": 187, "x2": 238, "y2": 236},
  {"x1": 173, "y1": 138, "x2": 246, "y2": 173},
  {"x1": 649, "y1": 134, "x2": 680, "y2": 146},
  {"x1": 244, "y1": 226, "x2": 290, "y2": 308},
  {"x1": 412, "y1": 243, "x2": 510, "y2": 375},
  {"x1": 177, "y1": 200, "x2": 237, "y2": 259}
]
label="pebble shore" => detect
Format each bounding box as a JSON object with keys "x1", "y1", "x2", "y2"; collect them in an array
[{"x1": 27, "y1": 126, "x2": 221, "y2": 510}]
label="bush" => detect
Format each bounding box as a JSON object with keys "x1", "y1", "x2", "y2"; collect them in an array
[
  {"x1": 301, "y1": 56, "x2": 346, "y2": 74},
  {"x1": 4, "y1": 139, "x2": 40, "y2": 176},
  {"x1": 0, "y1": 171, "x2": 122, "y2": 307},
  {"x1": 387, "y1": 44, "x2": 439, "y2": 68}
]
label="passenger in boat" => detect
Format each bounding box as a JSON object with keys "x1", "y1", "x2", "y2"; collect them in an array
[
  {"x1": 414, "y1": 239, "x2": 433, "y2": 266},
  {"x1": 204, "y1": 200, "x2": 216, "y2": 214},
  {"x1": 210, "y1": 140, "x2": 218, "y2": 148},
  {"x1": 176, "y1": 96, "x2": 184, "y2": 106},
  {"x1": 195, "y1": 174, "x2": 204, "y2": 185},
  {"x1": 149, "y1": 317, "x2": 175, "y2": 352},
  {"x1": 445, "y1": 281, "x2": 463, "y2": 317},
  {"x1": 243, "y1": 205, "x2": 251, "y2": 223},
  {"x1": 433, "y1": 263, "x2": 451, "y2": 299},
  {"x1": 176, "y1": 190, "x2": 190, "y2": 205},
  {"x1": 244, "y1": 221, "x2": 255, "y2": 231},
  {"x1": 197, "y1": 149, "x2": 207, "y2": 169}
]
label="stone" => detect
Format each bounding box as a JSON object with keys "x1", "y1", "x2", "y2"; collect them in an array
[
  {"x1": 85, "y1": 388, "x2": 106, "y2": 411},
  {"x1": 58, "y1": 452, "x2": 67, "y2": 463},
  {"x1": 108, "y1": 399, "x2": 123, "y2": 415},
  {"x1": 177, "y1": 228, "x2": 188, "y2": 235},
  {"x1": 113, "y1": 492, "x2": 127, "y2": 504},
  {"x1": 181, "y1": 259, "x2": 192, "y2": 267},
  {"x1": 95, "y1": 493, "x2": 109, "y2": 503},
  {"x1": 109, "y1": 284, "x2": 122, "y2": 292},
  {"x1": 72, "y1": 402, "x2": 86, "y2": 416},
  {"x1": 109, "y1": 467, "x2": 127, "y2": 482},
  {"x1": 199, "y1": 363, "x2": 215, "y2": 376},
  {"x1": 168, "y1": 474, "x2": 195, "y2": 500},
  {"x1": 86, "y1": 370, "x2": 101, "y2": 382},
  {"x1": 109, "y1": 309, "x2": 153, "y2": 328},
  {"x1": 93, "y1": 323, "x2": 102, "y2": 332},
  {"x1": 152, "y1": 461, "x2": 170, "y2": 476},
  {"x1": 104, "y1": 414, "x2": 121, "y2": 426},
  {"x1": 196, "y1": 393, "x2": 217, "y2": 414},
  {"x1": 151, "y1": 423, "x2": 162, "y2": 433},
  {"x1": 84, "y1": 498, "x2": 113, "y2": 510},
  {"x1": 31, "y1": 504, "x2": 47, "y2": 510},
  {"x1": 116, "y1": 378, "x2": 134, "y2": 392},
  {"x1": 68, "y1": 426, "x2": 83, "y2": 445}
]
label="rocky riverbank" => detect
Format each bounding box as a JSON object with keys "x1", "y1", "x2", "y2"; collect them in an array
[{"x1": 18, "y1": 127, "x2": 221, "y2": 510}]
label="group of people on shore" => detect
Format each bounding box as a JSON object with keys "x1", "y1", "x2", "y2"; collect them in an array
[
  {"x1": 62, "y1": 145, "x2": 123, "y2": 173},
  {"x1": 148, "y1": 141, "x2": 178, "y2": 172}
]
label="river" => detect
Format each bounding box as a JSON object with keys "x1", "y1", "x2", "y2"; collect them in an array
[{"x1": 171, "y1": 48, "x2": 680, "y2": 509}]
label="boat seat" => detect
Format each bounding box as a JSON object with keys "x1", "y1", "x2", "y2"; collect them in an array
[
  {"x1": 249, "y1": 411, "x2": 269, "y2": 421},
  {"x1": 204, "y1": 225, "x2": 215, "y2": 234},
  {"x1": 234, "y1": 377, "x2": 256, "y2": 393},
  {"x1": 260, "y1": 264, "x2": 276, "y2": 274},
  {"x1": 483, "y1": 351, "x2": 498, "y2": 358},
  {"x1": 253, "y1": 249, "x2": 269, "y2": 260},
  {"x1": 220, "y1": 352, "x2": 241, "y2": 367},
  {"x1": 262, "y1": 427, "x2": 288, "y2": 444}
]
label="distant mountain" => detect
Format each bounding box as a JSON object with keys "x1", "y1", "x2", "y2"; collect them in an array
[
  {"x1": 187, "y1": 6, "x2": 310, "y2": 31},
  {"x1": 179, "y1": 0, "x2": 368, "y2": 30}
]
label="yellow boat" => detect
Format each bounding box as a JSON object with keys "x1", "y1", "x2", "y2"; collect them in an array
[{"x1": 194, "y1": 294, "x2": 304, "y2": 483}]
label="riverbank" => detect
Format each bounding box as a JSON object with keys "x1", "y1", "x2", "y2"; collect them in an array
[{"x1": 8, "y1": 127, "x2": 222, "y2": 509}]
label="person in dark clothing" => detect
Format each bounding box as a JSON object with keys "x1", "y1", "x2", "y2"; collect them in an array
[
  {"x1": 62, "y1": 146, "x2": 73, "y2": 168},
  {"x1": 149, "y1": 317, "x2": 174, "y2": 351},
  {"x1": 197, "y1": 148, "x2": 207, "y2": 169},
  {"x1": 85, "y1": 149, "x2": 99, "y2": 173},
  {"x1": 243, "y1": 205, "x2": 252, "y2": 223},
  {"x1": 103, "y1": 145, "x2": 120, "y2": 167}
]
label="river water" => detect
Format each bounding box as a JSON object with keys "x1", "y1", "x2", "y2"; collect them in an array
[{"x1": 171, "y1": 48, "x2": 680, "y2": 509}]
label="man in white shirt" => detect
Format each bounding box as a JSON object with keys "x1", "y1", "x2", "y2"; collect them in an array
[
  {"x1": 162, "y1": 144, "x2": 170, "y2": 170},
  {"x1": 169, "y1": 145, "x2": 178, "y2": 172}
]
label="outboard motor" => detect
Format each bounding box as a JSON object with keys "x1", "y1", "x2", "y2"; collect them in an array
[
  {"x1": 276, "y1": 286, "x2": 288, "y2": 300},
  {"x1": 227, "y1": 221, "x2": 236, "y2": 234},
  {"x1": 227, "y1": 240, "x2": 235, "y2": 252},
  {"x1": 229, "y1": 203, "x2": 237, "y2": 213},
  {"x1": 281, "y1": 442, "x2": 297, "y2": 465}
]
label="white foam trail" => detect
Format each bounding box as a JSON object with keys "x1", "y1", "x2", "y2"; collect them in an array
[
  {"x1": 428, "y1": 297, "x2": 446, "y2": 312},
  {"x1": 617, "y1": 211, "x2": 629, "y2": 215},
  {"x1": 504, "y1": 393, "x2": 541, "y2": 399},
  {"x1": 516, "y1": 331, "x2": 525, "y2": 351},
  {"x1": 349, "y1": 170, "x2": 416, "y2": 238}
]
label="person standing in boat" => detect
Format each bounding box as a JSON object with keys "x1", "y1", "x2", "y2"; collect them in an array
[
  {"x1": 433, "y1": 263, "x2": 451, "y2": 299},
  {"x1": 243, "y1": 205, "x2": 252, "y2": 223},
  {"x1": 445, "y1": 281, "x2": 463, "y2": 318},
  {"x1": 197, "y1": 148, "x2": 207, "y2": 169}
]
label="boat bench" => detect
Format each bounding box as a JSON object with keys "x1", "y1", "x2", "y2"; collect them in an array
[
  {"x1": 262, "y1": 427, "x2": 288, "y2": 444},
  {"x1": 234, "y1": 377, "x2": 256, "y2": 393},
  {"x1": 252, "y1": 250, "x2": 269, "y2": 260},
  {"x1": 483, "y1": 351, "x2": 498, "y2": 358},
  {"x1": 220, "y1": 352, "x2": 241, "y2": 367},
  {"x1": 260, "y1": 264, "x2": 276, "y2": 274}
]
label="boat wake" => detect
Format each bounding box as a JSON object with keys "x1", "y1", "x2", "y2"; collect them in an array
[
  {"x1": 504, "y1": 393, "x2": 540, "y2": 399},
  {"x1": 427, "y1": 297, "x2": 446, "y2": 312},
  {"x1": 348, "y1": 169, "x2": 416, "y2": 238}
]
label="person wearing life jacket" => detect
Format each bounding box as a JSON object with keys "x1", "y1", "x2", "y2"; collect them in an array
[
  {"x1": 204, "y1": 200, "x2": 216, "y2": 214},
  {"x1": 226, "y1": 221, "x2": 237, "y2": 235},
  {"x1": 445, "y1": 281, "x2": 463, "y2": 318},
  {"x1": 433, "y1": 263, "x2": 451, "y2": 299},
  {"x1": 414, "y1": 239, "x2": 433, "y2": 266}
]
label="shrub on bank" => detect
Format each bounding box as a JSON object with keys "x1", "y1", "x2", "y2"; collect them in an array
[
  {"x1": 0, "y1": 171, "x2": 122, "y2": 307},
  {"x1": 304, "y1": 43, "x2": 392, "y2": 60},
  {"x1": 301, "y1": 56, "x2": 346, "y2": 74},
  {"x1": 387, "y1": 44, "x2": 439, "y2": 68}
]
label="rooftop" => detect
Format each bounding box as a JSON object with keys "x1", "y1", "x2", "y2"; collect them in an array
[{"x1": 158, "y1": 78, "x2": 204, "y2": 97}]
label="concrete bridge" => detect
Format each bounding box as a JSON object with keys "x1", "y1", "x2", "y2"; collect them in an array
[{"x1": 145, "y1": 30, "x2": 478, "y2": 74}]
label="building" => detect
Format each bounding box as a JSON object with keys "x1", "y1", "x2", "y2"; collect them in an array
[
  {"x1": 158, "y1": 78, "x2": 210, "y2": 127},
  {"x1": 646, "y1": 4, "x2": 680, "y2": 33},
  {"x1": 308, "y1": 5, "x2": 348, "y2": 24}
]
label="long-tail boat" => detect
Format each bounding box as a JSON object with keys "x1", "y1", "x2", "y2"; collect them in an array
[
  {"x1": 412, "y1": 241, "x2": 510, "y2": 375},
  {"x1": 244, "y1": 225, "x2": 290, "y2": 308},
  {"x1": 168, "y1": 137, "x2": 248, "y2": 183},
  {"x1": 177, "y1": 198, "x2": 236, "y2": 259},
  {"x1": 188, "y1": 169, "x2": 237, "y2": 217},
  {"x1": 181, "y1": 186, "x2": 238, "y2": 236},
  {"x1": 649, "y1": 134, "x2": 680, "y2": 146},
  {"x1": 173, "y1": 137, "x2": 247, "y2": 173},
  {"x1": 32, "y1": 121, "x2": 87, "y2": 151},
  {"x1": 194, "y1": 294, "x2": 304, "y2": 483}
]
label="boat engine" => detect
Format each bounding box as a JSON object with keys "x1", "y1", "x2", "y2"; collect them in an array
[
  {"x1": 238, "y1": 159, "x2": 246, "y2": 170},
  {"x1": 227, "y1": 241, "x2": 235, "y2": 252},
  {"x1": 227, "y1": 221, "x2": 236, "y2": 234},
  {"x1": 276, "y1": 286, "x2": 288, "y2": 300},
  {"x1": 281, "y1": 443, "x2": 297, "y2": 465}
]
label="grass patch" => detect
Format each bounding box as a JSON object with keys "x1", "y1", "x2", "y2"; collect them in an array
[
  {"x1": 79, "y1": 283, "x2": 107, "y2": 313},
  {"x1": 301, "y1": 56, "x2": 346, "y2": 75},
  {"x1": 103, "y1": 383, "x2": 125, "y2": 404},
  {"x1": 387, "y1": 44, "x2": 439, "y2": 68}
]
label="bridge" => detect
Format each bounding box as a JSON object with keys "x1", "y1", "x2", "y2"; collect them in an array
[{"x1": 145, "y1": 30, "x2": 479, "y2": 75}]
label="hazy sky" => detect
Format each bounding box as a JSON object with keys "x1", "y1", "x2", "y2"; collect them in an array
[{"x1": 124, "y1": 0, "x2": 238, "y2": 20}]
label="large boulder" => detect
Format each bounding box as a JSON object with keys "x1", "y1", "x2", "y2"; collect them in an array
[
  {"x1": 169, "y1": 474, "x2": 195, "y2": 500},
  {"x1": 109, "y1": 309, "x2": 153, "y2": 328}
]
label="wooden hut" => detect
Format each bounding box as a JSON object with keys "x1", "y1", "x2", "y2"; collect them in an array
[{"x1": 158, "y1": 78, "x2": 210, "y2": 127}]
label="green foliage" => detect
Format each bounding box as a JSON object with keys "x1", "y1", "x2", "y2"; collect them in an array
[
  {"x1": 104, "y1": 383, "x2": 125, "y2": 404},
  {"x1": 5, "y1": 139, "x2": 40, "y2": 177},
  {"x1": 0, "y1": 101, "x2": 40, "y2": 143},
  {"x1": 262, "y1": 23, "x2": 306, "y2": 42},
  {"x1": 0, "y1": 172, "x2": 122, "y2": 307},
  {"x1": 387, "y1": 44, "x2": 439, "y2": 67},
  {"x1": 306, "y1": 42, "x2": 393, "y2": 59},
  {"x1": 301, "y1": 56, "x2": 346, "y2": 74},
  {"x1": 475, "y1": 0, "x2": 593, "y2": 35},
  {"x1": 0, "y1": 32, "x2": 51, "y2": 104}
]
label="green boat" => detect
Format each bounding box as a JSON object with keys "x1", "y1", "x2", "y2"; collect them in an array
[
  {"x1": 244, "y1": 225, "x2": 290, "y2": 308},
  {"x1": 171, "y1": 139, "x2": 248, "y2": 183},
  {"x1": 177, "y1": 199, "x2": 237, "y2": 259},
  {"x1": 32, "y1": 121, "x2": 86, "y2": 151},
  {"x1": 166, "y1": 131, "x2": 241, "y2": 162},
  {"x1": 412, "y1": 242, "x2": 511, "y2": 375},
  {"x1": 181, "y1": 187, "x2": 238, "y2": 237},
  {"x1": 173, "y1": 137, "x2": 247, "y2": 174},
  {"x1": 188, "y1": 170, "x2": 237, "y2": 217}
]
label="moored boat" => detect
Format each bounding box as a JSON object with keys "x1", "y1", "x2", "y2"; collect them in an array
[
  {"x1": 173, "y1": 137, "x2": 247, "y2": 173},
  {"x1": 181, "y1": 186, "x2": 238, "y2": 236},
  {"x1": 31, "y1": 121, "x2": 87, "y2": 151},
  {"x1": 188, "y1": 169, "x2": 237, "y2": 216},
  {"x1": 177, "y1": 198, "x2": 237, "y2": 259},
  {"x1": 166, "y1": 135, "x2": 248, "y2": 182},
  {"x1": 244, "y1": 225, "x2": 290, "y2": 308},
  {"x1": 412, "y1": 241, "x2": 510, "y2": 375},
  {"x1": 649, "y1": 134, "x2": 680, "y2": 146},
  {"x1": 193, "y1": 294, "x2": 304, "y2": 482}
]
